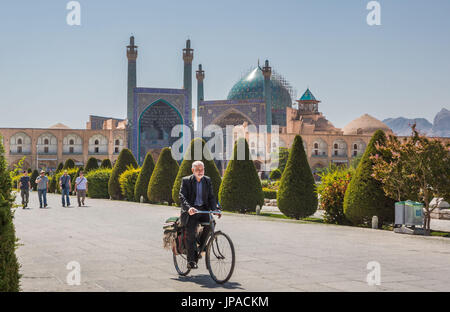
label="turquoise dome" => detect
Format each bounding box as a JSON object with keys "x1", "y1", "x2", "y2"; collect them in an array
[{"x1": 227, "y1": 66, "x2": 292, "y2": 126}]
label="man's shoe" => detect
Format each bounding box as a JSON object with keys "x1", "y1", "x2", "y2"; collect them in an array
[
  {"x1": 187, "y1": 262, "x2": 198, "y2": 269},
  {"x1": 44, "y1": 204, "x2": 47, "y2": 208},
  {"x1": 39, "y1": 205, "x2": 43, "y2": 208}
]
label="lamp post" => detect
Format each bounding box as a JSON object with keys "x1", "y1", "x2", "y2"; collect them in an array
[{"x1": 36, "y1": 144, "x2": 38, "y2": 170}]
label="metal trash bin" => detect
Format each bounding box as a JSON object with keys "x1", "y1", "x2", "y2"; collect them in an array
[
  {"x1": 405, "y1": 201, "x2": 424, "y2": 227},
  {"x1": 395, "y1": 201, "x2": 406, "y2": 226}
]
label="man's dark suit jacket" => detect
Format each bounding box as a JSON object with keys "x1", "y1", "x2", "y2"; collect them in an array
[{"x1": 179, "y1": 174, "x2": 217, "y2": 227}]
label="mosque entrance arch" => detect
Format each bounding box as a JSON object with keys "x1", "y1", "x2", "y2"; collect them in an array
[
  {"x1": 138, "y1": 99, "x2": 183, "y2": 163},
  {"x1": 212, "y1": 108, "x2": 255, "y2": 128}
]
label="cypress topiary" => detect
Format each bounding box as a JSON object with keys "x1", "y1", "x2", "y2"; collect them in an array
[
  {"x1": 147, "y1": 147, "x2": 179, "y2": 205},
  {"x1": 63, "y1": 158, "x2": 75, "y2": 169},
  {"x1": 218, "y1": 138, "x2": 264, "y2": 213},
  {"x1": 100, "y1": 158, "x2": 112, "y2": 169},
  {"x1": 134, "y1": 152, "x2": 155, "y2": 203},
  {"x1": 56, "y1": 162, "x2": 64, "y2": 172},
  {"x1": 0, "y1": 136, "x2": 21, "y2": 291},
  {"x1": 277, "y1": 135, "x2": 317, "y2": 219},
  {"x1": 108, "y1": 148, "x2": 138, "y2": 200},
  {"x1": 171, "y1": 138, "x2": 221, "y2": 206},
  {"x1": 30, "y1": 169, "x2": 39, "y2": 191},
  {"x1": 343, "y1": 130, "x2": 395, "y2": 226},
  {"x1": 85, "y1": 157, "x2": 99, "y2": 173},
  {"x1": 49, "y1": 175, "x2": 57, "y2": 193}
]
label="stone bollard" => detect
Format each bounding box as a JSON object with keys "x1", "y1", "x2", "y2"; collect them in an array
[
  {"x1": 256, "y1": 205, "x2": 261, "y2": 215},
  {"x1": 140, "y1": 195, "x2": 144, "y2": 203},
  {"x1": 372, "y1": 216, "x2": 378, "y2": 229}
]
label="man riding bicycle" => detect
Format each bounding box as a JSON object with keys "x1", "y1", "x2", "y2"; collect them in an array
[{"x1": 179, "y1": 160, "x2": 221, "y2": 270}]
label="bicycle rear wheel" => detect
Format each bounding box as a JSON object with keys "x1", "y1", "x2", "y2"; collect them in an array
[
  {"x1": 206, "y1": 231, "x2": 235, "y2": 284},
  {"x1": 173, "y1": 251, "x2": 191, "y2": 276}
]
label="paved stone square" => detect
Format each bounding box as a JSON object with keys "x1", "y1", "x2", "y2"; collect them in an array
[{"x1": 13, "y1": 193, "x2": 450, "y2": 292}]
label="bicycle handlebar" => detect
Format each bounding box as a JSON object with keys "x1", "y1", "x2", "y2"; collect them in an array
[{"x1": 194, "y1": 210, "x2": 222, "y2": 215}]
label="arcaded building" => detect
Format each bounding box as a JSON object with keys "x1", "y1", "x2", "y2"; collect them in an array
[{"x1": 0, "y1": 116, "x2": 127, "y2": 171}]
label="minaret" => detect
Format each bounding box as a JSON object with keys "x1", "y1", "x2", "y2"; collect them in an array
[
  {"x1": 196, "y1": 64, "x2": 205, "y2": 106},
  {"x1": 262, "y1": 59, "x2": 272, "y2": 133},
  {"x1": 183, "y1": 39, "x2": 194, "y2": 127},
  {"x1": 126, "y1": 36, "x2": 138, "y2": 150}
]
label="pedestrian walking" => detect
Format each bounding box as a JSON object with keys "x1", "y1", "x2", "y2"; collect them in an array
[
  {"x1": 59, "y1": 170, "x2": 71, "y2": 207},
  {"x1": 35, "y1": 170, "x2": 49, "y2": 208},
  {"x1": 75, "y1": 170, "x2": 88, "y2": 207},
  {"x1": 19, "y1": 170, "x2": 31, "y2": 209}
]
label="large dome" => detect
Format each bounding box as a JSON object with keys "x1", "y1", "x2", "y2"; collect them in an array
[
  {"x1": 227, "y1": 66, "x2": 293, "y2": 126},
  {"x1": 343, "y1": 114, "x2": 392, "y2": 135},
  {"x1": 227, "y1": 67, "x2": 292, "y2": 107}
]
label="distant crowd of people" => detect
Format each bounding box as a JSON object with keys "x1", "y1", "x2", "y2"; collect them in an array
[{"x1": 18, "y1": 170, "x2": 88, "y2": 209}]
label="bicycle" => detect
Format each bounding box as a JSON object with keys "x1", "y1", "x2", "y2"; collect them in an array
[{"x1": 172, "y1": 209, "x2": 236, "y2": 284}]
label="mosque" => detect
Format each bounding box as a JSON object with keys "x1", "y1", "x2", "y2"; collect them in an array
[
  {"x1": 125, "y1": 36, "x2": 395, "y2": 174},
  {"x1": 1, "y1": 36, "x2": 399, "y2": 174}
]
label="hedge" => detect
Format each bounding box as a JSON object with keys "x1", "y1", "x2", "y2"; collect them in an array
[
  {"x1": 0, "y1": 135, "x2": 21, "y2": 291},
  {"x1": 30, "y1": 169, "x2": 39, "y2": 191},
  {"x1": 277, "y1": 135, "x2": 317, "y2": 219},
  {"x1": 85, "y1": 157, "x2": 99, "y2": 173},
  {"x1": 85, "y1": 168, "x2": 112, "y2": 199},
  {"x1": 100, "y1": 158, "x2": 112, "y2": 169},
  {"x1": 263, "y1": 188, "x2": 277, "y2": 199},
  {"x1": 343, "y1": 130, "x2": 395, "y2": 226},
  {"x1": 119, "y1": 167, "x2": 141, "y2": 201},
  {"x1": 108, "y1": 149, "x2": 138, "y2": 200},
  {"x1": 218, "y1": 138, "x2": 264, "y2": 213},
  {"x1": 316, "y1": 166, "x2": 353, "y2": 225},
  {"x1": 171, "y1": 138, "x2": 221, "y2": 206},
  {"x1": 134, "y1": 152, "x2": 155, "y2": 203},
  {"x1": 147, "y1": 147, "x2": 179, "y2": 205}
]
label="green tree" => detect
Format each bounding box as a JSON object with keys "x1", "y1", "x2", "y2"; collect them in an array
[
  {"x1": 372, "y1": 125, "x2": 450, "y2": 233},
  {"x1": 219, "y1": 138, "x2": 263, "y2": 213},
  {"x1": 30, "y1": 169, "x2": 39, "y2": 191},
  {"x1": 100, "y1": 158, "x2": 112, "y2": 169},
  {"x1": 172, "y1": 138, "x2": 221, "y2": 206},
  {"x1": 316, "y1": 165, "x2": 354, "y2": 225},
  {"x1": 269, "y1": 168, "x2": 282, "y2": 180},
  {"x1": 343, "y1": 130, "x2": 395, "y2": 227},
  {"x1": 134, "y1": 152, "x2": 155, "y2": 203},
  {"x1": 277, "y1": 135, "x2": 317, "y2": 219},
  {"x1": 147, "y1": 147, "x2": 179, "y2": 205},
  {"x1": 63, "y1": 158, "x2": 75, "y2": 169},
  {"x1": 56, "y1": 162, "x2": 64, "y2": 172},
  {"x1": 85, "y1": 157, "x2": 99, "y2": 173},
  {"x1": 108, "y1": 149, "x2": 138, "y2": 200},
  {"x1": 0, "y1": 135, "x2": 21, "y2": 291}
]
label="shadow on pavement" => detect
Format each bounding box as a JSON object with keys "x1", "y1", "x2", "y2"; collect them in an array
[{"x1": 171, "y1": 274, "x2": 244, "y2": 290}]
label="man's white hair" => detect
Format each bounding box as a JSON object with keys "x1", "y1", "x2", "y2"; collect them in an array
[{"x1": 192, "y1": 160, "x2": 204, "y2": 169}]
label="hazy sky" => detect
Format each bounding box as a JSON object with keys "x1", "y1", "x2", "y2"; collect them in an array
[{"x1": 1, "y1": 0, "x2": 449, "y2": 129}]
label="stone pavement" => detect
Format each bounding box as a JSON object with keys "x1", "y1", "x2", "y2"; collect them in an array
[{"x1": 13, "y1": 193, "x2": 450, "y2": 292}]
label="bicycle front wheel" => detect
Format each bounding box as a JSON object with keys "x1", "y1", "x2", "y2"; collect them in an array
[{"x1": 206, "y1": 231, "x2": 235, "y2": 284}]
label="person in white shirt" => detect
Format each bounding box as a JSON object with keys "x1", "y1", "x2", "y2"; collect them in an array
[{"x1": 75, "y1": 171, "x2": 88, "y2": 207}]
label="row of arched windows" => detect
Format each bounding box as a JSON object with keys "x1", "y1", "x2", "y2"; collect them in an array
[{"x1": 8, "y1": 132, "x2": 124, "y2": 155}]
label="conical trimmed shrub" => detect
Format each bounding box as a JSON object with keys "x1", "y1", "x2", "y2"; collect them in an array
[
  {"x1": 218, "y1": 138, "x2": 263, "y2": 213},
  {"x1": 100, "y1": 158, "x2": 112, "y2": 169},
  {"x1": 134, "y1": 152, "x2": 155, "y2": 203},
  {"x1": 63, "y1": 158, "x2": 75, "y2": 169},
  {"x1": 0, "y1": 136, "x2": 20, "y2": 291},
  {"x1": 343, "y1": 130, "x2": 395, "y2": 226},
  {"x1": 147, "y1": 147, "x2": 179, "y2": 205},
  {"x1": 56, "y1": 162, "x2": 64, "y2": 172},
  {"x1": 30, "y1": 169, "x2": 39, "y2": 191},
  {"x1": 277, "y1": 135, "x2": 317, "y2": 219},
  {"x1": 172, "y1": 138, "x2": 221, "y2": 206},
  {"x1": 108, "y1": 149, "x2": 138, "y2": 200},
  {"x1": 85, "y1": 157, "x2": 99, "y2": 173}
]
